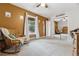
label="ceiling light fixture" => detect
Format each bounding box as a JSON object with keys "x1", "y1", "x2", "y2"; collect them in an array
[{"x1": 36, "y1": 3, "x2": 48, "y2": 8}]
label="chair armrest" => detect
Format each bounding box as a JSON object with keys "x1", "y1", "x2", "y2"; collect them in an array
[
  {"x1": 11, "y1": 40, "x2": 20, "y2": 46},
  {"x1": 16, "y1": 37, "x2": 26, "y2": 44}
]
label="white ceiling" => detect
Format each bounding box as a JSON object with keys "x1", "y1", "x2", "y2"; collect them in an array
[{"x1": 12, "y1": 3, "x2": 79, "y2": 18}]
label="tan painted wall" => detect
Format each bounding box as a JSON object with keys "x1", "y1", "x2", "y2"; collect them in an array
[{"x1": 0, "y1": 3, "x2": 47, "y2": 37}]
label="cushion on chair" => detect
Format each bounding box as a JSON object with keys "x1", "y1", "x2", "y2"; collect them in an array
[
  {"x1": 9, "y1": 34, "x2": 16, "y2": 39},
  {"x1": 0, "y1": 27, "x2": 26, "y2": 45}
]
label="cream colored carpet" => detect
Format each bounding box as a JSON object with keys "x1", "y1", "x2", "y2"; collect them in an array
[{"x1": 0, "y1": 37, "x2": 73, "y2": 56}]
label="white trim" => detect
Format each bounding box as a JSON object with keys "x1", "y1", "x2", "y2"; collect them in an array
[
  {"x1": 35, "y1": 16, "x2": 39, "y2": 38},
  {"x1": 26, "y1": 15, "x2": 36, "y2": 19},
  {"x1": 24, "y1": 14, "x2": 39, "y2": 39},
  {"x1": 46, "y1": 20, "x2": 50, "y2": 36}
]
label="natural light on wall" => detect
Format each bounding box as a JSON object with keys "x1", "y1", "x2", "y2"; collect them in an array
[{"x1": 20, "y1": 15, "x2": 24, "y2": 20}]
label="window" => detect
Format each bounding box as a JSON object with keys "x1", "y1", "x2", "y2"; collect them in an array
[{"x1": 28, "y1": 17, "x2": 35, "y2": 33}]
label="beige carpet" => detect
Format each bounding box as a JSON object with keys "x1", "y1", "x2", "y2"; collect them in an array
[{"x1": 0, "y1": 37, "x2": 73, "y2": 56}]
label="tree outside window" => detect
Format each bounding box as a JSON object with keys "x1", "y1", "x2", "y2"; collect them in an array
[{"x1": 28, "y1": 17, "x2": 35, "y2": 33}]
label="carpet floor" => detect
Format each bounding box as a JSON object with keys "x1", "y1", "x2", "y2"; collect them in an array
[{"x1": 0, "y1": 37, "x2": 73, "y2": 56}]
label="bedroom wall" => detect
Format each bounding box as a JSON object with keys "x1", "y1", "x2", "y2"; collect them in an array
[
  {"x1": 66, "y1": 9, "x2": 79, "y2": 31},
  {"x1": 50, "y1": 8, "x2": 79, "y2": 41},
  {"x1": 0, "y1": 3, "x2": 47, "y2": 37},
  {"x1": 0, "y1": 3, "x2": 25, "y2": 36},
  {"x1": 64, "y1": 8, "x2": 79, "y2": 41}
]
